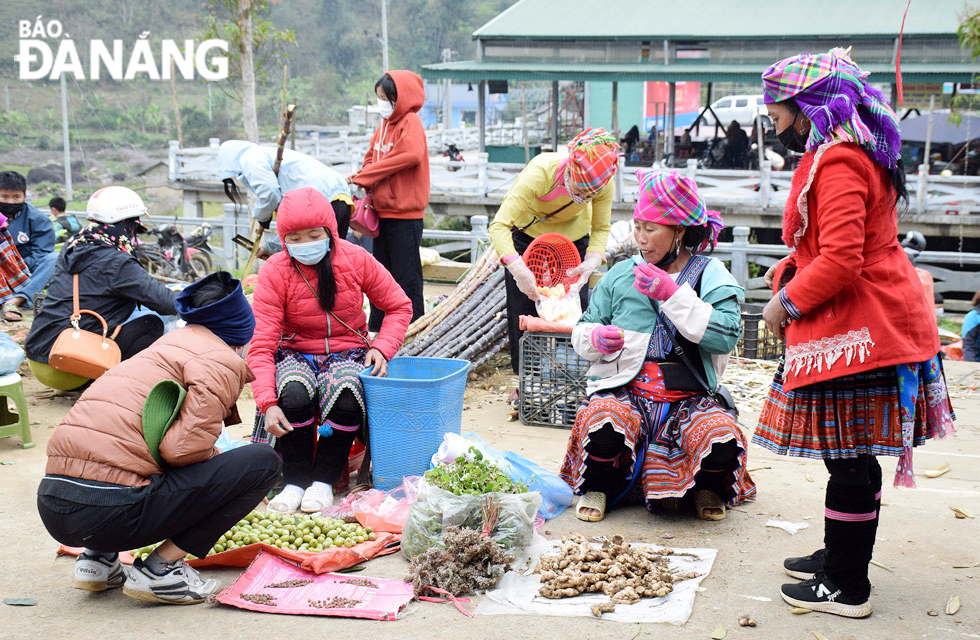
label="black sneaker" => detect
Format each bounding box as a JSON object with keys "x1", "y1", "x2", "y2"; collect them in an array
[
  {"x1": 780, "y1": 572, "x2": 872, "y2": 618},
  {"x1": 783, "y1": 548, "x2": 825, "y2": 580}
]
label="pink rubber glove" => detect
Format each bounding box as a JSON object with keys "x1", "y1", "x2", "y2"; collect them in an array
[
  {"x1": 505, "y1": 256, "x2": 540, "y2": 301},
  {"x1": 566, "y1": 252, "x2": 603, "y2": 292},
  {"x1": 591, "y1": 325, "x2": 625, "y2": 355},
  {"x1": 633, "y1": 263, "x2": 680, "y2": 301}
]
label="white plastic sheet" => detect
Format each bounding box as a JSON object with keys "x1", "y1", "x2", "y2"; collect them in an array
[{"x1": 475, "y1": 537, "x2": 717, "y2": 625}]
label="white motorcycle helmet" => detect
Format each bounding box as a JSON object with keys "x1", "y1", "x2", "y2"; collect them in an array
[{"x1": 86, "y1": 185, "x2": 147, "y2": 224}]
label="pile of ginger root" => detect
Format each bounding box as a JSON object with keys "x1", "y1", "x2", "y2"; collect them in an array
[{"x1": 534, "y1": 534, "x2": 700, "y2": 617}]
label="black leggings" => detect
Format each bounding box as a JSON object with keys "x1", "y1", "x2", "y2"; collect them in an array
[
  {"x1": 822, "y1": 455, "x2": 882, "y2": 598},
  {"x1": 275, "y1": 382, "x2": 361, "y2": 487},
  {"x1": 581, "y1": 425, "x2": 740, "y2": 502}
]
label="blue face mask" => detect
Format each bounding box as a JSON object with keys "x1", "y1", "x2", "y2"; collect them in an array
[{"x1": 286, "y1": 238, "x2": 329, "y2": 265}]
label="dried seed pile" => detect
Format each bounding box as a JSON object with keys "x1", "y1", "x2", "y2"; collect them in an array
[
  {"x1": 534, "y1": 535, "x2": 700, "y2": 616},
  {"x1": 240, "y1": 593, "x2": 277, "y2": 606},
  {"x1": 341, "y1": 578, "x2": 380, "y2": 589},
  {"x1": 308, "y1": 597, "x2": 361, "y2": 609},
  {"x1": 265, "y1": 579, "x2": 314, "y2": 588}
]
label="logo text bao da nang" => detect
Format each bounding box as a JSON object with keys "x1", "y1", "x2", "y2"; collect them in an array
[{"x1": 15, "y1": 17, "x2": 229, "y2": 81}]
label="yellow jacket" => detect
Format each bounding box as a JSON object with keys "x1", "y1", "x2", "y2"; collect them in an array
[{"x1": 488, "y1": 153, "x2": 612, "y2": 258}]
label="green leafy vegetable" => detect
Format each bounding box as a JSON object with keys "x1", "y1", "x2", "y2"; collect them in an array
[{"x1": 423, "y1": 447, "x2": 528, "y2": 496}]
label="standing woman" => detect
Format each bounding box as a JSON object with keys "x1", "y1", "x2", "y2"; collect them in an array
[
  {"x1": 489, "y1": 128, "x2": 620, "y2": 374},
  {"x1": 349, "y1": 71, "x2": 429, "y2": 330},
  {"x1": 753, "y1": 48, "x2": 955, "y2": 618}
]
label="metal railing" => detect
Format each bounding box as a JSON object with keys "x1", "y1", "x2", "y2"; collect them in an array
[
  {"x1": 717, "y1": 226, "x2": 980, "y2": 311},
  {"x1": 115, "y1": 204, "x2": 489, "y2": 272},
  {"x1": 171, "y1": 140, "x2": 980, "y2": 215}
]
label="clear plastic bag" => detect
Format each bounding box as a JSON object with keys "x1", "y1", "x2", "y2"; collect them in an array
[
  {"x1": 534, "y1": 291, "x2": 582, "y2": 326},
  {"x1": 400, "y1": 478, "x2": 542, "y2": 559},
  {"x1": 0, "y1": 333, "x2": 24, "y2": 375},
  {"x1": 430, "y1": 433, "x2": 573, "y2": 520},
  {"x1": 351, "y1": 476, "x2": 421, "y2": 534}
]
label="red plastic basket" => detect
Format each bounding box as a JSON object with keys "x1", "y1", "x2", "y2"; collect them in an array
[{"x1": 523, "y1": 232, "x2": 581, "y2": 289}]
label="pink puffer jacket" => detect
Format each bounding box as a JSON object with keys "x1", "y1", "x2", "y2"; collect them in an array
[{"x1": 248, "y1": 187, "x2": 412, "y2": 413}]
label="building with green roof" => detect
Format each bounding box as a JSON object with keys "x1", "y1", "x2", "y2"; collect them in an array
[{"x1": 422, "y1": 0, "x2": 976, "y2": 153}]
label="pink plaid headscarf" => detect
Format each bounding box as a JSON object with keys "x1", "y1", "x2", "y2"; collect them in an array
[
  {"x1": 633, "y1": 170, "x2": 723, "y2": 252},
  {"x1": 557, "y1": 128, "x2": 621, "y2": 202}
]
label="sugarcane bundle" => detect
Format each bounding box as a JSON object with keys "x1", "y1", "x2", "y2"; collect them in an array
[
  {"x1": 405, "y1": 248, "x2": 501, "y2": 340},
  {"x1": 399, "y1": 249, "x2": 507, "y2": 366},
  {"x1": 402, "y1": 269, "x2": 505, "y2": 357}
]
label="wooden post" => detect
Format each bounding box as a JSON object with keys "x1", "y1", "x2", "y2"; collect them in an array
[
  {"x1": 917, "y1": 95, "x2": 935, "y2": 215},
  {"x1": 521, "y1": 82, "x2": 529, "y2": 163},
  {"x1": 478, "y1": 80, "x2": 486, "y2": 153},
  {"x1": 551, "y1": 81, "x2": 559, "y2": 150},
  {"x1": 611, "y1": 81, "x2": 619, "y2": 140},
  {"x1": 666, "y1": 82, "x2": 676, "y2": 161},
  {"x1": 170, "y1": 61, "x2": 183, "y2": 148}
]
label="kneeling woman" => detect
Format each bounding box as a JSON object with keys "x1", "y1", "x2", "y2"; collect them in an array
[
  {"x1": 560, "y1": 171, "x2": 756, "y2": 522},
  {"x1": 249, "y1": 187, "x2": 412, "y2": 514}
]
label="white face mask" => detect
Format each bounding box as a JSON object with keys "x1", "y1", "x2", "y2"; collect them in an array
[{"x1": 377, "y1": 98, "x2": 394, "y2": 119}]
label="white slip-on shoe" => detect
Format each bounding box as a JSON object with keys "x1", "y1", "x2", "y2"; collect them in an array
[{"x1": 300, "y1": 482, "x2": 333, "y2": 513}]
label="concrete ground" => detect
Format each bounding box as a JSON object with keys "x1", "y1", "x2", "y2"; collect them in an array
[{"x1": 0, "y1": 348, "x2": 977, "y2": 640}]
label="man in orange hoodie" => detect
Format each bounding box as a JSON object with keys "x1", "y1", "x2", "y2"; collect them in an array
[{"x1": 349, "y1": 70, "x2": 429, "y2": 330}]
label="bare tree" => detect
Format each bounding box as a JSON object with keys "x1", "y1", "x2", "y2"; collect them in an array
[
  {"x1": 238, "y1": 0, "x2": 258, "y2": 142},
  {"x1": 202, "y1": 0, "x2": 295, "y2": 142}
]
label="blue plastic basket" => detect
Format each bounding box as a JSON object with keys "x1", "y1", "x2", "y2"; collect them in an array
[{"x1": 359, "y1": 356, "x2": 471, "y2": 490}]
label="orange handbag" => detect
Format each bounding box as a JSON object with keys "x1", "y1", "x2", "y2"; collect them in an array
[{"x1": 48, "y1": 274, "x2": 122, "y2": 379}]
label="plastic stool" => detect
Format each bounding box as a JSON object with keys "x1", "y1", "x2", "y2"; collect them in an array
[{"x1": 0, "y1": 372, "x2": 33, "y2": 449}]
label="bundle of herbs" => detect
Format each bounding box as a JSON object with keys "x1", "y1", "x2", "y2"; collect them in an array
[{"x1": 402, "y1": 448, "x2": 541, "y2": 559}]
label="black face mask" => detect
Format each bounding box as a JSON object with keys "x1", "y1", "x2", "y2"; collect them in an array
[
  {"x1": 654, "y1": 234, "x2": 681, "y2": 269},
  {"x1": 0, "y1": 202, "x2": 25, "y2": 217},
  {"x1": 777, "y1": 112, "x2": 808, "y2": 153}
]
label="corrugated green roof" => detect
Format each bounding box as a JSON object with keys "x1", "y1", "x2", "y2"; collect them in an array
[
  {"x1": 474, "y1": 0, "x2": 963, "y2": 40},
  {"x1": 421, "y1": 60, "x2": 975, "y2": 83}
]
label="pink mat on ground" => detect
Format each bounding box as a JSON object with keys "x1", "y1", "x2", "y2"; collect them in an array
[{"x1": 215, "y1": 550, "x2": 415, "y2": 619}]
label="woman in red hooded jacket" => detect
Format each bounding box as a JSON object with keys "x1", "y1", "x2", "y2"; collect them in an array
[
  {"x1": 248, "y1": 187, "x2": 412, "y2": 514},
  {"x1": 349, "y1": 70, "x2": 429, "y2": 331}
]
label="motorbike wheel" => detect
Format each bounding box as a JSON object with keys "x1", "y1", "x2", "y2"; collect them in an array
[
  {"x1": 188, "y1": 252, "x2": 213, "y2": 279},
  {"x1": 136, "y1": 245, "x2": 182, "y2": 281}
]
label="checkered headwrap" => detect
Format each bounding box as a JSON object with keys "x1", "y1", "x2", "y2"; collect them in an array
[
  {"x1": 633, "y1": 170, "x2": 723, "y2": 253},
  {"x1": 762, "y1": 47, "x2": 902, "y2": 170},
  {"x1": 561, "y1": 128, "x2": 621, "y2": 200}
]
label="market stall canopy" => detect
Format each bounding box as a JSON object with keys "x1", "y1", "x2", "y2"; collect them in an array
[
  {"x1": 422, "y1": 0, "x2": 974, "y2": 84},
  {"x1": 900, "y1": 110, "x2": 980, "y2": 145}
]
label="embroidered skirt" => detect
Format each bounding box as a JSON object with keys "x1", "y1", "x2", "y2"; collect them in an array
[
  {"x1": 753, "y1": 355, "x2": 955, "y2": 485},
  {"x1": 559, "y1": 388, "x2": 757, "y2": 509},
  {"x1": 251, "y1": 347, "x2": 368, "y2": 445}
]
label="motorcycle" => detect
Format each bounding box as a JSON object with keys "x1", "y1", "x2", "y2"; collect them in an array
[
  {"x1": 443, "y1": 143, "x2": 463, "y2": 171},
  {"x1": 135, "y1": 223, "x2": 213, "y2": 283}
]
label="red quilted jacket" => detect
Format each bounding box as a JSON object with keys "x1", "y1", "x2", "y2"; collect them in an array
[{"x1": 248, "y1": 187, "x2": 412, "y2": 412}]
